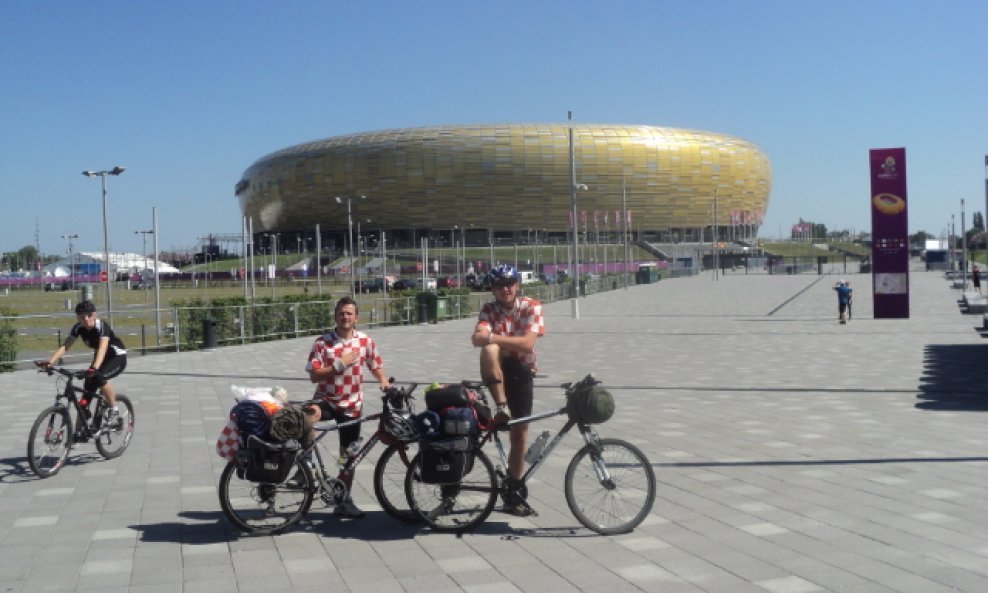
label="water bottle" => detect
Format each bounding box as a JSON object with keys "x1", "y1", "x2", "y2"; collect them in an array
[
  {"x1": 524, "y1": 431, "x2": 550, "y2": 464},
  {"x1": 338, "y1": 437, "x2": 364, "y2": 466}
]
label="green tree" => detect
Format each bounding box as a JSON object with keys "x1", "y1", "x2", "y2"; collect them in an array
[{"x1": 909, "y1": 230, "x2": 932, "y2": 248}]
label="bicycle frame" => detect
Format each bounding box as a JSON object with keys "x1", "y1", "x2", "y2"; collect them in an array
[
  {"x1": 46, "y1": 368, "x2": 106, "y2": 437},
  {"x1": 468, "y1": 376, "x2": 614, "y2": 491},
  {"x1": 294, "y1": 384, "x2": 417, "y2": 502},
  {"x1": 484, "y1": 409, "x2": 607, "y2": 487}
]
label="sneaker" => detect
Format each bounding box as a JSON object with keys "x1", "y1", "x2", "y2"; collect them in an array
[
  {"x1": 72, "y1": 431, "x2": 89, "y2": 443},
  {"x1": 334, "y1": 498, "x2": 365, "y2": 519},
  {"x1": 502, "y1": 501, "x2": 537, "y2": 517},
  {"x1": 104, "y1": 406, "x2": 120, "y2": 420}
]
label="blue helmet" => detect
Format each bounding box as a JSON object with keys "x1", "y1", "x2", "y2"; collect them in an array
[{"x1": 489, "y1": 265, "x2": 519, "y2": 284}]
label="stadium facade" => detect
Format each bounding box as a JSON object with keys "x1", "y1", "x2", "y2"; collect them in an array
[{"x1": 235, "y1": 123, "x2": 771, "y2": 250}]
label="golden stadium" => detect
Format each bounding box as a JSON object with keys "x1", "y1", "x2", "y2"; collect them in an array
[{"x1": 236, "y1": 123, "x2": 771, "y2": 247}]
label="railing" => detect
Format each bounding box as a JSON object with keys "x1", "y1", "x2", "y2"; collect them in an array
[{"x1": 1, "y1": 273, "x2": 641, "y2": 370}]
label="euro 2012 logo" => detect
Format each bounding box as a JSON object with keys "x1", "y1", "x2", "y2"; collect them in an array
[
  {"x1": 881, "y1": 156, "x2": 896, "y2": 176},
  {"x1": 873, "y1": 193, "x2": 906, "y2": 215}
]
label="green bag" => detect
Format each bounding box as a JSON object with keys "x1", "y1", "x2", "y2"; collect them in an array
[{"x1": 567, "y1": 385, "x2": 615, "y2": 424}]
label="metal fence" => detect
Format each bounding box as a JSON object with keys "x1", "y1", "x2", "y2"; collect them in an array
[{"x1": 1, "y1": 273, "x2": 637, "y2": 370}]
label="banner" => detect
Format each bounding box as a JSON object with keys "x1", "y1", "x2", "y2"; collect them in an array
[{"x1": 869, "y1": 147, "x2": 909, "y2": 318}]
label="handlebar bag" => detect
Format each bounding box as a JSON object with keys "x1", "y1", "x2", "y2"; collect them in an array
[{"x1": 567, "y1": 385, "x2": 615, "y2": 424}]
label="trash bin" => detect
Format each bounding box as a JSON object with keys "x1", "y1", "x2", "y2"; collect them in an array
[
  {"x1": 436, "y1": 297, "x2": 449, "y2": 320},
  {"x1": 416, "y1": 292, "x2": 438, "y2": 324},
  {"x1": 80, "y1": 284, "x2": 94, "y2": 303},
  {"x1": 202, "y1": 318, "x2": 217, "y2": 349}
]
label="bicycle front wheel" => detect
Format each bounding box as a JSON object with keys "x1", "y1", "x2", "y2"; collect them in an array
[
  {"x1": 27, "y1": 405, "x2": 73, "y2": 478},
  {"x1": 94, "y1": 394, "x2": 135, "y2": 459},
  {"x1": 564, "y1": 438, "x2": 656, "y2": 535},
  {"x1": 405, "y1": 449, "x2": 498, "y2": 532},
  {"x1": 373, "y1": 442, "x2": 420, "y2": 523},
  {"x1": 218, "y1": 459, "x2": 314, "y2": 535}
]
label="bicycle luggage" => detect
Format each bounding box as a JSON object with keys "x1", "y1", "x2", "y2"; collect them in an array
[
  {"x1": 418, "y1": 436, "x2": 474, "y2": 484},
  {"x1": 441, "y1": 406, "x2": 477, "y2": 435},
  {"x1": 425, "y1": 384, "x2": 470, "y2": 410},
  {"x1": 232, "y1": 400, "x2": 272, "y2": 438},
  {"x1": 425, "y1": 384, "x2": 493, "y2": 431},
  {"x1": 567, "y1": 385, "x2": 615, "y2": 424},
  {"x1": 236, "y1": 434, "x2": 301, "y2": 484}
]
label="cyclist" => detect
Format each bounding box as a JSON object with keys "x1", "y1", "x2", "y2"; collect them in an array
[
  {"x1": 471, "y1": 264, "x2": 544, "y2": 515},
  {"x1": 305, "y1": 296, "x2": 390, "y2": 518},
  {"x1": 39, "y1": 300, "x2": 126, "y2": 441}
]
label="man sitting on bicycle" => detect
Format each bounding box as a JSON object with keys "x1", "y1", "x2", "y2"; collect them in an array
[
  {"x1": 471, "y1": 265, "x2": 544, "y2": 515},
  {"x1": 39, "y1": 300, "x2": 126, "y2": 441},
  {"x1": 305, "y1": 296, "x2": 390, "y2": 519}
]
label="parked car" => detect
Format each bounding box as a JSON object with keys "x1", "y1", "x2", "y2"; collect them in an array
[
  {"x1": 438, "y1": 276, "x2": 460, "y2": 289},
  {"x1": 364, "y1": 276, "x2": 396, "y2": 292},
  {"x1": 415, "y1": 277, "x2": 438, "y2": 290},
  {"x1": 392, "y1": 278, "x2": 416, "y2": 291},
  {"x1": 466, "y1": 273, "x2": 491, "y2": 291}
]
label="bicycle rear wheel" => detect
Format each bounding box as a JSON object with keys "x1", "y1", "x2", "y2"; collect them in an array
[
  {"x1": 218, "y1": 459, "x2": 314, "y2": 535},
  {"x1": 405, "y1": 449, "x2": 497, "y2": 532},
  {"x1": 564, "y1": 438, "x2": 656, "y2": 535},
  {"x1": 94, "y1": 394, "x2": 135, "y2": 459},
  {"x1": 27, "y1": 405, "x2": 73, "y2": 478},
  {"x1": 373, "y1": 442, "x2": 420, "y2": 522}
]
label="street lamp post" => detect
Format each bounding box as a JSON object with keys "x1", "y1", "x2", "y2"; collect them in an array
[
  {"x1": 134, "y1": 229, "x2": 153, "y2": 308},
  {"x1": 568, "y1": 110, "x2": 588, "y2": 319},
  {"x1": 61, "y1": 234, "x2": 79, "y2": 290},
  {"x1": 83, "y1": 166, "x2": 124, "y2": 323},
  {"x1": 335, "y1": 195, "x2": 365, "y2": 297}
]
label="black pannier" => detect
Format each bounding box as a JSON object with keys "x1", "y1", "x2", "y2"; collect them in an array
[
  {"x1": 425, "y1": 384, "x2": 471, "y2": 410},
  {"x1": 418, "y1": 436, "x2": 474, "y2": 484},
  {"x1": 236, "y1": 434, "x2": 301, "y2": 484}
]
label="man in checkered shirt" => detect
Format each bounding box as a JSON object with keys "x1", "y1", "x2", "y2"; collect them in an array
[
  {"x1": 471, "y1": 265, "x2": 544, "y2": 514},
  {"x1": 306, "y1": 297, "x2": 390, "y2": 518}
]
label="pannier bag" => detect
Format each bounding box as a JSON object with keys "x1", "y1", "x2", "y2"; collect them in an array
[
  {"x1": 567, "y1": 385, "x2": 615, "y2": 424},
  {"x1": 236, "y1": 434, "x2": 301, "y2": 484},
  {"x1": 418, "y1": 436, "x2": 475, "y2": 484}
]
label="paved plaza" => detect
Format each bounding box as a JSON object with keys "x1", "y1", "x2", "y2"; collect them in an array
[{"x1": 1, "y1": 263, "x2": 986, "y2": 593}]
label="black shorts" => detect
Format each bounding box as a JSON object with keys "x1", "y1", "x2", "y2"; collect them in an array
[
  {"x1": 84, "y1": 355, "x2": 126, "y2": 392},
  {"x1": 317, "y1": 401, "x2": 362, "y2": 450},
  {"x1": 501, "y1": 356, "x2": 534, "y2": 419}
]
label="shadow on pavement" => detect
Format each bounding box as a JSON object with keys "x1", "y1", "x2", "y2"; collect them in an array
[{"x1": 916, "y1": 344, "x2": 988, "y2": 411}]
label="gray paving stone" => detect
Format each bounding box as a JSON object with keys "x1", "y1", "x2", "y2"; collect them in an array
[{"x1": 3, "y1": 263, "x2": 988, "y2": 591}]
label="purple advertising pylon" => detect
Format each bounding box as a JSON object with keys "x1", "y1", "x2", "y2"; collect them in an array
[{"x1": 869, "y1": 148, "x2": 910, "y2": 318}]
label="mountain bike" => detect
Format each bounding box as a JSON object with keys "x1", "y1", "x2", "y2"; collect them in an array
[
  {"x1": 404, "y1": 374, "x2": 656, "y2": 534},
  {"x1": 218, "y1": 382, "x2": 422, "y2": 535},
  {"x1": 28, "y1": 365, "x2": 136, "y2": 478}
]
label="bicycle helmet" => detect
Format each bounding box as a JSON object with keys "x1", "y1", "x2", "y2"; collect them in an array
[
  {"x1": 383, "y1": 412, "x2": 419, "y2": 443},
  {"x1": 489, "y1": 264, "x2": 519, "y2": 284}
]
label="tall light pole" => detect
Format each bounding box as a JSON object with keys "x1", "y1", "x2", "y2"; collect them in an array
[
  {"x1": 61, "y1": 234, "x2": 79, "y2": 290},
  {"x1": 134, "y1": 229, "x2": 153, "y2": 308},
  {"x1": 83, "y1": 166, "x2": 124, "y2": 323},
  {"x1": 568, "y1": 110, "x2": 588, "y2": 318},
  {"x1": 335, "y1": 195, "x2": 365, "y2": 297}
]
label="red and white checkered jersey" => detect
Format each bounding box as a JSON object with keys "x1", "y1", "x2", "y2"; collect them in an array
[
  {"x1": 477, "y1": 296, "x2": 544, "y2": 373},
  {"x1": 305, "y1": 329, "x2": 383, "y2": 418}
]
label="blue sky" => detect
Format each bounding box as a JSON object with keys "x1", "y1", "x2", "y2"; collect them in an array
[{"x1": 1, "y1": 0, "x2": 985, "y2": 258}]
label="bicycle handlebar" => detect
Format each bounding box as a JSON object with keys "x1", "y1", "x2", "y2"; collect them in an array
[{"x1": 35, "y1": 362, "x2": 86, "y2": 381}]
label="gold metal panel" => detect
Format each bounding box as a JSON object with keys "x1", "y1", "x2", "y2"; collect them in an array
[{"x1": 237, "y1": 124, "x2": 771, "y2": 234}]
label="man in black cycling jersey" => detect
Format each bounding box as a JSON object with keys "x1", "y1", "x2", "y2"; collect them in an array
[{"x1": 39, "y1": 301, "x2": 126, "y2": 440}]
